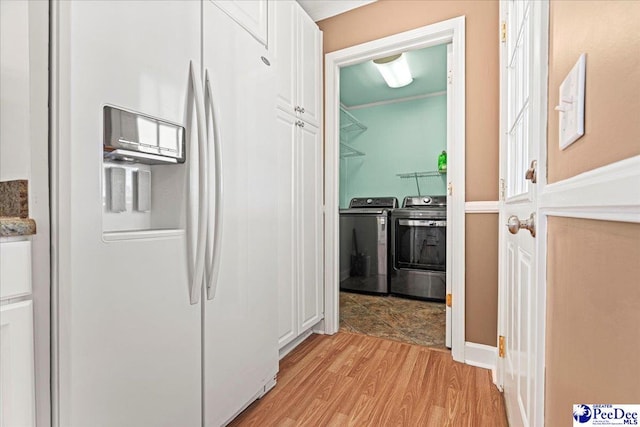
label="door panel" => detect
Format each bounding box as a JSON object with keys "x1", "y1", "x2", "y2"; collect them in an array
[
  {"x1": 298, "y1": 123, "x2": 323, "y2": 331},
  {"x1": 297, "y1": 11, "x2": 321, "y2": 127},
  {"x1": 202, "y1": 3, "x2": 278, "y2": 425},
  {"x1": 274, "y1": 0, "x2": 296, "y2": 115},
  {"x1": 0, "y1": 301, "x2": 35, "y2": 427},
  {"x1": 211, "y1": 0, "x2": 268, "y2": 47},
  {"x1": 57, "y1": 2, "x2": 202, "y2": 425},
  {"x1": 499, "y1": 1, "x2": 546, "y2": 426},
  {"x1": 275, "y1": 110, "x2": 297, "y2": 348}
]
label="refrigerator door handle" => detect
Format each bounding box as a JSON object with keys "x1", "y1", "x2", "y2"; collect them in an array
[
  {"x1": 204, "y1": 70, "x2": 224, "y2": 301},
  {"x1": 188, "y1": 61, "x2": 208, "y2": 305}
]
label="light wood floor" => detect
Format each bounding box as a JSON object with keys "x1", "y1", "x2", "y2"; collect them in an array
[{"x1": 229, "y1": 332, "x2": 508, "y2": 426}]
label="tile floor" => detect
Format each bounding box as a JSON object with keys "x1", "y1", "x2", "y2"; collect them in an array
[{"x1": 339, "y1": 291, "x2": 447, "y2": 349}]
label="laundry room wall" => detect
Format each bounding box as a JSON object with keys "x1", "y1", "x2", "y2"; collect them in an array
[
  {"x1": 340, "y1": 95, "x2": 447, "y2": 207},
  {"x1": 320, "y1": 0, "x2": 500, "y2": 347}
]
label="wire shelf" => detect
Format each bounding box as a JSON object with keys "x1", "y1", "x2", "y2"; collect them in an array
[
  {"x1": 340, "y1": 143, "x2": 365, "y2": 158},
  {"x1": 396, "y1": 170, "x2": 446, "y2": 179},
  {"x1": 340, "y1": 106, "x2": 367, "y2": 143}
]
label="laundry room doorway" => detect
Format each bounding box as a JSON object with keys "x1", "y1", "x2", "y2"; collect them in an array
[{"x1": 324, "y1": 16, "x2": 467, "y2": 362}]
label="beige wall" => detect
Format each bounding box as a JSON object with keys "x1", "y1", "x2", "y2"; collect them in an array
[
  {"x1": 546, "y1": 218, "x2": 640, "y2": 425},
  {"x1": 465, "y1": 214, "x2": 499, "y2": 346},
  {"x1": 547, "y1": 1, "x2": 640, "y2": 183},
  {"x1": 545, "y1": 2, "x2": 640, "y2": 425},
  {"x1": 319, "y1": 0, "x2": 500, "y2": 345}
]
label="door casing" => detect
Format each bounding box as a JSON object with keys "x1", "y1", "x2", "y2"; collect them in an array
[{"x1": 323, "y1": 16, "x2": 467, "y2": 362}]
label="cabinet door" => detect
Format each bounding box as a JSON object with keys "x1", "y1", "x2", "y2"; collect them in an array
[
  {"x1": 0, "y1": 241, "x2": 32, "y2": 300},
  {"x1": 0, "y1": 301, "x2": 35, "y2": 427},
  {"x1": 297, "y1": 123, "x2": 323, "y2": 331},
  {"x1": 296, "y1": 9, "x2": 321, "y2": 128},
  {"x1": 274, "y1": 0, "x2": 297, "y2": 116},
  {"x1": 211, "y1": 0, "x2": 268, "y2": 47},
  {"x1": 275, "y1": 110, "x2": 297, "y2": 349}
]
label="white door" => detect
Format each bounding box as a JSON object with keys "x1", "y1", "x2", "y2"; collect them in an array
[
  {"x1": 274, "y1": 0, "x2": 297, "y2": 115},
  {"x1": 202, "y1": 3, "x2": 279, "y2": 425},
  {"x1": 498, "y1": 1, "x2": 548, "y2": 426},
  {"x1": 296, "y1": 9, "x2": 321, "y2": 128},
  {"x1": 297, "y1": 121, "x2": 324, "y2": 332},
  {"x1": 211, "y1": 0, "x2": 268, "y2": 47},
  {"x1": 53, "y1": 2, "x2": 202, "y2": 425},
  {"x1": 275, "y1": 109, "x2": 298, "y2": 348},
  {"x1": 0, "y1": 301, "x2": 35, "y2": 427}
]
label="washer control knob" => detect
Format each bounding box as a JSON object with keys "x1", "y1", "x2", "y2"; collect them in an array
[
  {"x1": 366, "y1": 198, "x2": 373, "y2": 204},
  {"x1": 423, "y1": 197, "x2": 432, "y2": 204}
]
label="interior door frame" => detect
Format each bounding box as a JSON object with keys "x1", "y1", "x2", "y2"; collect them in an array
[
  {"x1": 497, "y1": 1, "x2": 549, "y2": 426},
  {"x1": 323, "y1": 16, "x2": 467, "y2": 362}
]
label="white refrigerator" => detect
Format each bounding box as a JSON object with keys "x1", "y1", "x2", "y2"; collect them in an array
[{"x1": 51, "y1": 1, "x2": 278, "y2": 425}]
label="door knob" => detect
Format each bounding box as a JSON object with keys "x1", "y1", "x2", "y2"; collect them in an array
[
  {"x1": 525, "y1": 160, "x2": 537, "y2": 183},
  {"x1": 506, "y1": 213, "x2": 536, "y2": 237}
]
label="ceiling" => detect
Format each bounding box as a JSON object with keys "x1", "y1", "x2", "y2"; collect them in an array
[
  {"x1": 340, "y1": 44, "x2": 448, "y2": 108},
  {"x1": 296, "y1": 0, "x2": 377, "y2": 22}
]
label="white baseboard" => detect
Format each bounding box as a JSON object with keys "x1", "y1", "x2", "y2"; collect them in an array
[
  {"x1": 278, "y1": 329, "x2": 314, "y2": 360},
  {"x1": 312, "y1": 319, "x2": 326, "y2": 335},
  {"x1": 465, "y1": 342, "x2": 497, "y2": 375}
]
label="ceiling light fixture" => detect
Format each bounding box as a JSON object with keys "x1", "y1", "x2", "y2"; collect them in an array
[{"x1": 373, "y1": 53, "x2": 413, "y2": 88}]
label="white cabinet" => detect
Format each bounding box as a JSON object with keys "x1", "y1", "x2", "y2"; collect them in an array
[
  {"x1": 276, "y1": 110, "x2": 323, "y2": 350},
  {"x1": 0, "y1": 240, "x2": 35, "y2": 427},
  {"x1": 1, "y1": 301, "x2": 36, "y2": 427},
  {"x1": 274, "y1": 0, "x2": 322, "y2": 128},
  {"x1": 211, "y1": 0, "x2": 268, "y2": 47},
  {"x1": 275, "y1": 111, "x2": 297, "y2": 347},
  {"x1": 297, "y1": 121, "x2": 323, "y2": 332},
  {"x1": 273, "y1": 0, "x2": 323, "y2": 352},
  {"x1": 0, "y1": 241, "x2": 32, "y2": 300}
]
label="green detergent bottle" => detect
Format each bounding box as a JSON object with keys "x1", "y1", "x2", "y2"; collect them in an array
[{"x1": 438, "y1": 150, "x2": 447, "y2": 173}]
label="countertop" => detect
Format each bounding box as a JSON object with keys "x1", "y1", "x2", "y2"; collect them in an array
[
  {"x1": 0, "y1": 217, "x2": 36, "y2": 237},
  {"x1": 0, "y1": 180, "x2": 36, "y2": 237}
]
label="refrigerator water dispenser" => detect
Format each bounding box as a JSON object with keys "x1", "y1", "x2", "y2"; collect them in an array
[
  {"x1": 103, "y1": 106, "x2": 185, "y2": 164},
  {"x1": 102, "y1": 106, "x2": 189, "y2": 235}
]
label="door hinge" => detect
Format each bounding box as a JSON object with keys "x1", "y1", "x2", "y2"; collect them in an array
[
  {"x1": 446, "y1": 293, "x2": 452, "y2": 307},
  {"x1": 499, "y1": 335, "x2": 506, "y2": 358},
  {"x1": 501, "y1": 21, "x2": 507, "y2": 43},
  {"x1": 499, "y1": 178, "x2": 505, "y2": 201},
  {"x1": 447, "y1": 182, "x2": 453, "y2": 196}
]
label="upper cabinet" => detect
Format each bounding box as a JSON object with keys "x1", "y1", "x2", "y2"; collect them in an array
[
  {"x1": 274, "y1": 0, "x2": 322, "y2": 128},
  {"x1": 211, "y1": 0, "x2": 268, "y2": 47}
]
